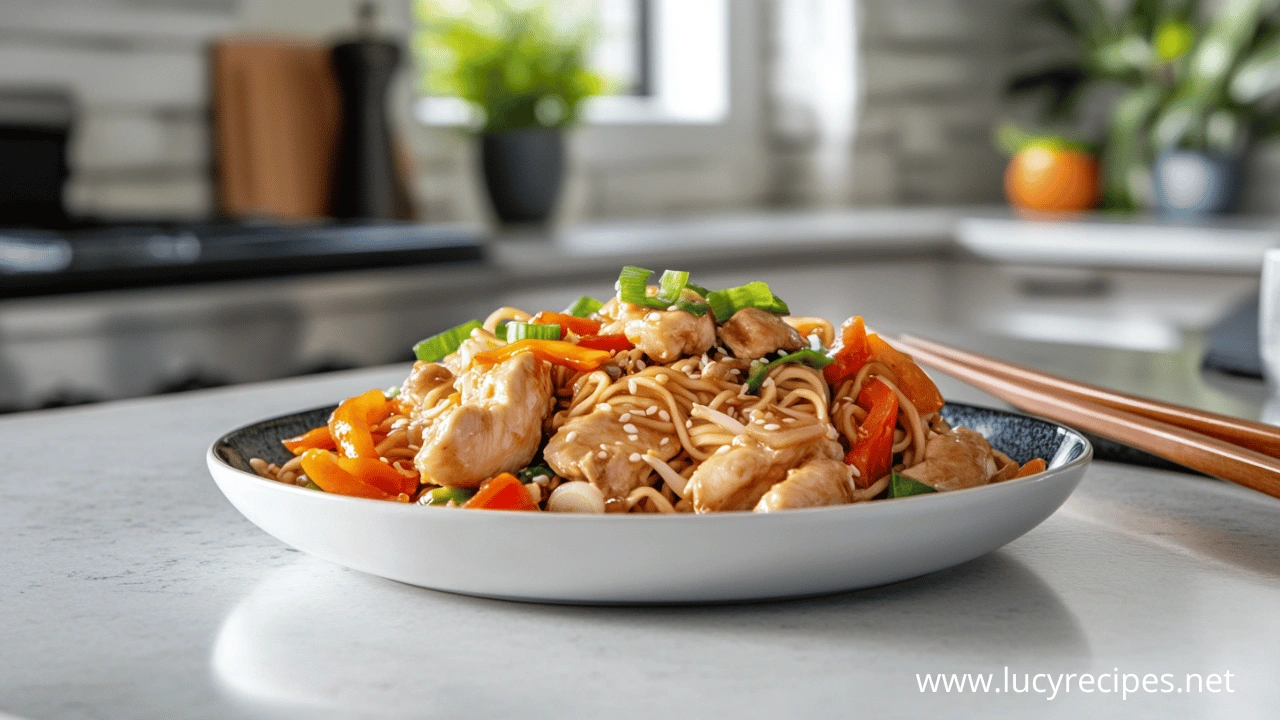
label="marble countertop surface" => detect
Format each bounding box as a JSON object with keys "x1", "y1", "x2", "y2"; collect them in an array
[{"x1": 4, "y1": 334, "x2": 1280, "y2": 720}]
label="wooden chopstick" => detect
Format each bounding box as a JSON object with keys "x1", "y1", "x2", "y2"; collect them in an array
[
  {"x1": 886, "y1": 335, "x2": 1280, "y2": 501},
  {"x1": 896, "y1": 333, "x2": 1280, "y2": 459}
]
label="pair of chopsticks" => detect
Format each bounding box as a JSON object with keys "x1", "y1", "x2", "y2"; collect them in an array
[{"x1": 887, "y1": 334, "x2": 1280, "y2": 501}]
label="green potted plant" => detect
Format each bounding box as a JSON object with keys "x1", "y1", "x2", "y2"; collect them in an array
[
  {"x1": 1008, "y1": 0, "x2": 1280, "y2": 215},
  {"x1": 416, "y1": 0, "x2": 606, "y2": 224}
]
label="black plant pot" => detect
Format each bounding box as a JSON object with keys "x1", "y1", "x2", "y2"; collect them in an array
[{"x1": 481, "y1": 129, "x2": 564, "y2": 224}]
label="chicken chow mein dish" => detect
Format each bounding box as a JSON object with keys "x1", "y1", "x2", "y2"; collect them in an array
[{"x1": 249, "y1": 267, "x2": 1047, "y2": 513}]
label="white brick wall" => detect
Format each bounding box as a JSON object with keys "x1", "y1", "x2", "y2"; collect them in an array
[{"x1": 0, "y1": 0, "x2": 1059, "y2": 222}]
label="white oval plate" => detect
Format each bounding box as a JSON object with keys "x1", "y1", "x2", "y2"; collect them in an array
[{"x1": 209, "y1": 403, "x2": 1090, "y2": 604}]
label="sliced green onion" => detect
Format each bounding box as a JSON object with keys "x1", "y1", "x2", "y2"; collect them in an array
[
  {"x1": 888, "y1": 471, "x2": 938, "y2": 498},
  {"x1": 423, "y1": 486, "x2": 476, "y2": 506},
  {"x1": 565, "y1": 295, "x2": 603, "y2": 318},
  {"x1": 618, "y1": 266, "x2": 663, "y2": 308},
  {"x1": 304, "y1": 480, "x2": 324, "y2": 492},
  {"x1": 674, "y1": 299, "x2": 710, "y2": 316},
  {"x1": 384, "y1": 386, "x2": 400, "y2": 399},
  {"x1": 518, "y1": 464, "x2": 554, "y2": 483},
  {"x1": 656, "y1": 270, "x2": 690, "y2": 304},
  {"x1": 706, "y1": 282, "x2": 790, "y2": 322},
  {"x1": 744, "y1": 348, "x2": 834, "y2": 394},
  {"x1": 685, "y1": 282, "x2": 709, "y2": 297},
  {"x1": 505, "y1": 321, "x2": 561, "y2": 342},
  {"x1": 413, "y1": 320, "x2": 482, "y2": 362},
  {"x1": 494, "y1": 318, "x2": 512, "y2": 342}
]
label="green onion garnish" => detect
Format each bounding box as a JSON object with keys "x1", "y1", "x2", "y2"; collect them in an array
[
  {"x1": 413, "y1": 320, "x2": 482, "y2": 362},
  {"x1": 656, "y1": 270, "x2": 689, "y2": 304},
  {"x1": 744, "y1": 348, "x2": 833, "y2": 394},
  {"x1": 706, "y1": 282, "x2": 790, "y2": 322},
  {"x1": 305, "y1": 480, "x2": 324, "y2": 492},
  {"x1": 674, "y1": 299, "x2": 710, "y2": 316},
  {"x1": 384, "y1": 386, "x2": 400, "y2": 399},
  {"x1": 565, "y1": 295, "x2": 603, "y2": 318},
  {"x1": 888, "y1": 471, "x2": 938, "y2": 498},
  {"x1": 505, "y1": 321, "x2": 561, "y2": 342},
  {"x1": 618, "y1": 266, "x2": 665, "y2": 308},
  {"x1": 518, "y1": 464, "x2": 554, "y2": 483},
  {"x1": 494, "y1": 318, "x2": 512, "y2": 342},
  {"x1": 423, "y1": 486, "x2": 476, "y2": 506},
  {"x1": 685, "y1": 282, "x2": 709, "y2": 297}
]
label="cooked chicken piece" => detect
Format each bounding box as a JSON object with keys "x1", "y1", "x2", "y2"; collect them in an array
[
  {"x1": 398, "y1": 361, "x2": 455, "y2": 413},
  {"x1": 754, "y1": 458, "x2": 853, "y2": 512},
  {"x1": 415, "y1": 351, "x2": 554, "y2": 488},
  {"x1": 899, "y1": 426, "x2": 1000, "y2": 491},
  {"x1": 718, "y1": 307, "x2": 805, "y2": 360},
  {"x1": 597, "y1": 295, "x2": 716, "y2": 364},
  {"x1": 687, "y1": 434, "x2": 843, "y2": 512},
  {"x1": 543, "y1": 408, "x2": 681, "y2": 501}
]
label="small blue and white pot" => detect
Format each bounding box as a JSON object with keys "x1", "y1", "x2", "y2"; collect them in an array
[{"x1": 1153, "y1": 150, "x2": 1238, "y2": 216}]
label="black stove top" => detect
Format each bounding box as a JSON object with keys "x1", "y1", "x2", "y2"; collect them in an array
[{"x1": 0, "y1": 219, "x2": 486, "y2": 297}]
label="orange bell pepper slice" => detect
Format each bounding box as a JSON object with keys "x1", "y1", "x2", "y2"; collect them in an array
[
  {"x1": 865, "y1": 334, "x2": 945, "y2": 415},
  {"x1": 282, "y1": 425, "x2": 336, "y2": 455},
  {"x1": 336, "y1": 456, "x2": 419, "y2": 496},
  {"x1": 845, "y1": 377, "x2": 898, "y2": 488},
  {"x1": 329, "y1": 389, "x2": 394, "y2": 459},
  {"x1": 824, "y1": 316, "x2": 872, "y2": 386},
  {"x1": 1015, "y1": 458, "x2": 1047, "y2": 478},
  {"x1": 531, "y1": 311, "x2": 602, "y2": 338},
  {"x1": 473, "y1": 339, "x2": 612, "y2": 373},
  {"x1": 575, "y1": 334, "x2": 634, "y2": 352},
  {"x1": 462, "y1": 472, "x2": 539, "y2": 511},
  {"x1": 299, "y1": 449, "x2": 391, "y2": 500}
]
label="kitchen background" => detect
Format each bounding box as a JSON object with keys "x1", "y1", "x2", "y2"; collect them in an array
[{"x1": 0, "y1": 0, "x2": 1274, "y2": 414}]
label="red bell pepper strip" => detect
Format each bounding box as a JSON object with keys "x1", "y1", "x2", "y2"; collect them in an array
[
  {"x1": 329, "y1": 389, "x2": 394, "y2": 459},
  {"x1": 473, "y1": 339, "x2": 612, "y2": 373},
  {"x1": 282, "y1": 425, "x2": 335, "y2": 455},
  {"x1": 845, "y1": 377, "x2": 898, "y2": 488},
  {"x1": 531, "y1": 311, "x2": 602, "y2": 338},
  {"x1": 575, "y1": 334, "x2": 634, "y2": 352},
  {"x1": 462, "y1": 472, "x2": 539, "y2": 511},
  {"x1": 299, "y1": 449, "x2": 391, "y2": 500},
  {"x1": 865, "y1": 334, "x2": 945, "y2": 415},
  {"x1": 336, "y1": 456, "x2": 419, "y2": 496},
  {"x1": 824, "y1": 316, "x2": 872, "y2": 386}
]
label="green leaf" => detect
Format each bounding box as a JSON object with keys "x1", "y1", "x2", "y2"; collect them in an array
[
  {"x1": 744, "y1": 349, "x2": 834, "y2": 394},
  {"x1": 706, "y1": 282, "x2": 790, "y2": 322},
  {"x1": 888, "y1": 471, "x2": 938, "y2": 498},
  {"x1": 422, "y1": 486, "x2": 476, "y2": 506},
  {"x1": 1230, "y1": 32, "x2": 1280, "y2": 103},
  {"x1": 504, "y1": 321, "x2": 560, "y2": 342}
]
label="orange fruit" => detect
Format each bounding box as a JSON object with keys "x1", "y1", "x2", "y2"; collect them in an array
[{"x1": 1004, "y1": 144, "x2": 1099, "y2": 212}]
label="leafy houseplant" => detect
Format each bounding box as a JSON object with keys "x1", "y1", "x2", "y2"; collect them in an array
[
  {"x1": 416, "y1": 0, "x2": 607, "y2": 223},
  {"x1": 1009, "y1": 0, "x2": 1280, "y2": 213}
]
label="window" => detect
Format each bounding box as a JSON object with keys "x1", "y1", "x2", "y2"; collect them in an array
[{"x1": 413, "y1": 0, "x2": 728, "y2": 127}]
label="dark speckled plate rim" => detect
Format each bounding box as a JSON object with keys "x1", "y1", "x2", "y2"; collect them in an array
[{"x1": 208, "y1": 401, "x2": 1093, "y2": 518}]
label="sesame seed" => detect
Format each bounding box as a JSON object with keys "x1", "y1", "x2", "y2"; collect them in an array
[
  {"x1": 686, "y1": 419, "x2": 693, "y2": 428},
  {"x1": 629, "y1": 379, "x2": 638, "y2": 394},
  {"x1": 618, "y1": 412, "x2": 632, "y2": 422},
  {"x1": 646, "y1": 312, "x2": 661, "y2": 321},
  {"x1": 659, "y1": 410, "x2": 670, "y2": 421},
  {"x1": 566, "y1": 431, "x2": 578, "y2": 442},
  {"x1": 636, "y1": 360, "x2": 646, "y2": 369},
  {"x1": 660, "y1": 438, "x2": 669, "y2": 445},
  {"x1": 615, "y1": 440, "x2": 623, "y2": 445},
  {"x1": 764, "y1": 423, "x2": 781, "y2": 431},
  {"x1": 629, "y1": 453, "x2": 642, "y2": 462},
  {"x1": 782, "y1": 418, "x2": 796, "y2": 424},
  {"x1": 597, "y1": 450, "x2": 608, "y2": 459},
  {"x1": 532, "y1": 475, "x2": 550, "y2": 485},
  {"x1": 623, "y1": 423, "x2": 638, "y2": 434},
  {"x1": 597, "y1": 403, "x2": 612, "y2": 412},
  {"x1": 645, "y1": 406, "x2": 657, "y2": 415},
  {"x1": 656, "y1": 374, "x2": 669, "y2": 384},
  {"x1": 600, "y1": 444, "x2": 609, "y2": 450},
  {"x1": 688, "y1": 373, "x2": 701, "y2": 380},
  {"x1": 729, "y1": 368, "x2": 741, "y2": 375},
  {"x1": 716, "y1": 446, "x2": 730, "y2": 454},
  {"x1": 628, "y1": 434, "x2": 639, "y2": 441}
]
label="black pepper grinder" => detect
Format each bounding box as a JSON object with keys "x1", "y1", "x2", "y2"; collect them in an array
[{"x1": 329, "y1": 2, "x2": 411, "y2": 220}]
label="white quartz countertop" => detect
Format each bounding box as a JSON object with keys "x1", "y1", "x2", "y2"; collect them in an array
[{"x1": 4, "y1": 345, "x2": 1280, "y2": 719}]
